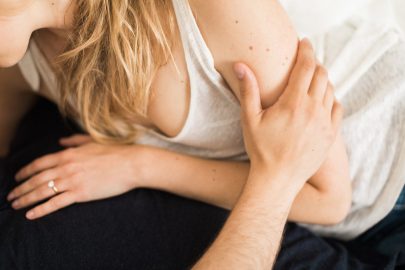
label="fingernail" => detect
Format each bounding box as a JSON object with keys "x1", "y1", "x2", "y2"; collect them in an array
[
  {"x1": 7, "y1": 193, "x2": 15, "y2": 201},
  {"x1": 12, "y1": 200, "x2": 20, "y2": 208},
  {"x1": 26, "y1": 211, "x2": 35, "y2": 219},
  {"x1": 233, "y1": 64, "x2": 246, "y2": 80}
]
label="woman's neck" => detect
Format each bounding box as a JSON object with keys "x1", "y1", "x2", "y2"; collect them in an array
[{"x1": 33, "y1": 0, "x2": 76, "y2": 63}]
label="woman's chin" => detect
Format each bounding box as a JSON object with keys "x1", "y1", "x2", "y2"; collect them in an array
[
  {"x1": 0, "y1": 50, "x2": 27, "y2": 68},
  {"x1": 0, "y1": 58, "x2": 21, "y2": 68}
]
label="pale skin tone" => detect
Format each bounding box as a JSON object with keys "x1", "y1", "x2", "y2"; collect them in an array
[
  {"x1": 1, "y1": 0, "x2": 351, "y2": 227},
  {"x1": 194, "y1": 43, "x2": 343, "y2": 269}
]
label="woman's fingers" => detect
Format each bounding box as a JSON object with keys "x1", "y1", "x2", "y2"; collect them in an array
[
  {"x1": 234, "y1": 62, "x2": 263, "y2": 124},
  {"x1": 283, "y1": 39, "x2": 317, "y2": 100},
  {"x1": 308, "y1": 66, "x2": 329, "y2": 101},
  {"x1": 11, "y1": 178, "x2": 69, "y2": 210},
  {"x1": 15, "y1": 150, "x2": 72, "y2": 181},
  {"x1": 26, "y1": 192, "x2": 76, "y2": 220},
  {"x1": 60, "y1": 134, "x2": 92, "y2": 147},
  {"x1": 8, "y1": 168, "x2": 61, "y2": 201}
]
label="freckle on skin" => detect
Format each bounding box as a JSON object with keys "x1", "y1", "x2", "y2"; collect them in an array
[
  {"x1": 249, "y1": 46, "x2": 253, "y2": 51},
  {"x1": 235, "y1": 20, "x2": 239, "y2": 24},
  {"x1": 266, "y1": 48, "x2": 270, "y2": 52}
]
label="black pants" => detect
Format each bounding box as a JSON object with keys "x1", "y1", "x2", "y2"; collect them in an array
[{"x1": 0, "y1": 99, "x2": 402, "y2": 270}]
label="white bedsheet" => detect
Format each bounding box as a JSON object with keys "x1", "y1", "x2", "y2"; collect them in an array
[
  {"x1": 390, "y1": 0, "x2": 405, "y2": 36},
  {"x1": 279, "y1": 0, "x2": 405, "y2": 239},
  {"x1": 279, "y1": 0, "x2": 404, "y2": 38}
]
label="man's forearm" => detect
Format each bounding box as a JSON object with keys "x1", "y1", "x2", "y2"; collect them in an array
[{"x1": 193, "y1": 168, "x2": 301, "y2": 269}]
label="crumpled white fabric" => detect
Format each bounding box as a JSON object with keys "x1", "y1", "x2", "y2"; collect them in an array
[
  {"x1": 279, "y1": 0, "x2": 401, "y2": 37},
  {"x1": 279, "y1": 0, "x2": 402, "y2": 97},
  {"x1": 279, "y1": 0, "x2": 405, "y2": 239}
]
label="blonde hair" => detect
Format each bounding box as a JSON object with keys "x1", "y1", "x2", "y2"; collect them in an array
[{"x1": 57, "y1": 0, "x2": 177, "y2": 144}]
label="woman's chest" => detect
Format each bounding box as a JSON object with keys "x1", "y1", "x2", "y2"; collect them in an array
[{"x1": 35, "y1": 31, "x2": 191, "y2": 137}]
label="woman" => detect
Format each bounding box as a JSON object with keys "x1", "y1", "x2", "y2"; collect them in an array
[
  {"x1": 1, "y1": 0, "x2": 404, "y2": 259},
  {"x1": 2, "y1": 0, "x2": 351, "y2": 224}
]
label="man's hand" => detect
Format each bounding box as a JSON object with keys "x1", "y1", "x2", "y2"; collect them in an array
[
  {"x1": 237, "y1": 38, "x2": 343, "y2": 188},
  {"x1": 193, "y1": 39, "x2": 343, "y2": 270}
]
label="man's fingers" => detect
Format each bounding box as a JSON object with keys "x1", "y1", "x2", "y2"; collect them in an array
[
  {"x1": 308, "y1": 66, "x2": 329, "y2": 101},
  {"x1": 323, "y1": 83, "x2": 335, "y2": 112},
  {"x1": 283, "y1": 39, "x2": 317, "y2": 99},
  {"x1": 233, "y1": 63, "x2": 262, "y2": 124},
  {"x1": 331, "y1": 100, "x2": 344, "y2": 134}
]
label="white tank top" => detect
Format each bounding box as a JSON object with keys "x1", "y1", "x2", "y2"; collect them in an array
[{"x1": 17, "y1": 0, "x2": 248, "y2": 161}]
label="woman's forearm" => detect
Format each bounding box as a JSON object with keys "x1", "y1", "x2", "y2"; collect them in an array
[
  {"x1": 139, "y1": 146, "x2": 250, "y2": 209},
  {"x1": 138, "y1": 146, "x2": 346, "y2": 225}
]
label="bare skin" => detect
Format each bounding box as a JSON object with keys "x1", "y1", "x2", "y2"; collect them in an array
[
  {"x1": 2, "y1": 0, "x2": 350, "y2": 226},
  {"x1": 194, "y1": 42, "x2": 343, "y2": 269}
]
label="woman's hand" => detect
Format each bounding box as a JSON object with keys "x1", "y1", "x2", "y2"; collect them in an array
[
  {"x1": 235, "y1": 39, "x2": 343, "y2": 188},
  {"x1": 7, "y1": 135, "x2": 146, "y2": 220}
]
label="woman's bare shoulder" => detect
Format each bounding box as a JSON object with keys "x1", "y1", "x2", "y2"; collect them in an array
[{"x1": 189, "y1": 0, "x2": 299, "y2": 108}]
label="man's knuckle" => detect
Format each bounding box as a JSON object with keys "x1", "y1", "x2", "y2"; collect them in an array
[
  {"x1": 317, "y1": 66, "x2": 328, "y2": 79},
  {"x1": 300, "y1": 56, "x2": 316, "y2": 72}
]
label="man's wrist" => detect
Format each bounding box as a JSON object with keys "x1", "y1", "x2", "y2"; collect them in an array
[{"x1": 246, "y1": 164, "x2": 304, "y2": 199}]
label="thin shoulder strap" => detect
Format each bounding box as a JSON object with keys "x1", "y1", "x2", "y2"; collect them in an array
[
  {"x1": 171, "y1": 0, "x2": 218, "y2": 74},
  {"x1": 18, "y1": 47, "x2": 41, "y2": 92}
]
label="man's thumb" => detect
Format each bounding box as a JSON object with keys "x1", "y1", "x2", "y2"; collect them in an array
[{"x1": 233, "y1": 63, "x2": 262, "y2": 121}]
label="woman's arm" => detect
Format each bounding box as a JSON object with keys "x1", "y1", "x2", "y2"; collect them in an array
[
  {"x1": 140, "y1": 0, "x2": 351, "y2": 225},
  {"x1": 139, "y1": 135, "x2": 349, "y2": 225},
  {"x1": 7, "y1": 39, "x2": 348, "y2": 225},
  {"x1": 184, "y1": 0, "x2": 351, "y2": 223},
  {"x1": 195, "y1": 49, "x2": 343, "y2": 269}
]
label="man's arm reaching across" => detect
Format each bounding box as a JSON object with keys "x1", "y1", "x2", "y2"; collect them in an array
[
  {"x1": 193, "y1": 39, "x2": 344, "y2": 269},
  {"x1": 190, "y1": 0, "x2": 351, "y2": 224}
]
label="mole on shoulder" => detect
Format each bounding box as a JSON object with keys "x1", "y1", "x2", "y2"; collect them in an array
[
  {"x1": 235, "y1": 20, "x2": 239, "y2": 24},
  {"x1": 249, "y1": 46, "x2": 254, "y2": 51}
]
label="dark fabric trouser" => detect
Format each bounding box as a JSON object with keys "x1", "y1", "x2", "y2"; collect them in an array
[{"x1": 0, "y1": 98, "x2": 403, "y2": 270}]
